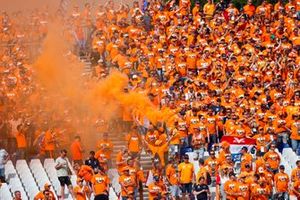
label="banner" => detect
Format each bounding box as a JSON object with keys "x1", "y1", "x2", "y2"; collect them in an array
[{"x1": 221, "y1": 136, "x2": 256, "y2": 162}]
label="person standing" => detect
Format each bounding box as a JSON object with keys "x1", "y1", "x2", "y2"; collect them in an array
[
  {"x1": 193, "y1": 176, "x2": 211, "y2": 200},
  {"x1": 0, "y1": 143, "x2": 9, "y2": 183},
  {"x1": 91, "y1": 166, "x2": 110, "y2": 200},
  {"x1": 44, "y1": 128, "x2": 56, "y2": 158},
  {"x1": 178, "y1": 154, "x2": 194, "y2": 199},
  {"x1": 166, "y1": 159, "x2": 180, "y2": 199},
  {"x1": 55, "y1": 149, "x2": 74, "y2": 199},
  {"x1": 274, "y1": 165, "x2": 289, "y2": 200},
  {"x1": 15, "y1": 125, "x2": 27, "y2": 160},
  {"x1": 70, "y1": 136, "x2": 84, "y2": 166},
  {"x1": 85, "y1": 151, "x2": 100, "y2": 170},
  {"x1": 73, "y1": 178, "x2": 90, "y2": 200}
]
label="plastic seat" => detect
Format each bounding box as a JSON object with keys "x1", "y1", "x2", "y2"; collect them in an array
[
  {"x1": 0, "y1": 183, "x2": 13, "y2": 200},
  {"x1": 16, "y1": 160, "x2": 39, "y2": 199}
]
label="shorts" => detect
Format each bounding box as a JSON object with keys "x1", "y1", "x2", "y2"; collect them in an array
[
  {"x1": 94, "y1": 194, "x2": 109, "y2": 200},
  {"x1": 170, "y1": 185, "x2": 181, "y2": 197},
  {"x1": 181, "y1": 183, "x2": 192, "y2": 194},
  {"x1": 58, "y1": 176, "x2": 72, "y2": 187}
]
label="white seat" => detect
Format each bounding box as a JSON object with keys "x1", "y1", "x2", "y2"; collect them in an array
[
  {"x1": 16, "y1": 160, "x2": 39, "y2": 199},
  {"x1": 30, "y1": 159, "x2": 53, "y2": 192},
  {"x1": 0, "y1": 183, "x2": 13, "y2": 200},
  {"x1": 109, "y1": 187, "x2": 118, "y2": 200}
]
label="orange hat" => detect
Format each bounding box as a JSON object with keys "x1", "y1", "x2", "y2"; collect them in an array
[{"x1": 44, "y1": 183, "x2": 51, "y2": 189}]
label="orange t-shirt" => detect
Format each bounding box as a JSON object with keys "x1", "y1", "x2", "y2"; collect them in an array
[
  {"x1": 119, "y1": 174, "x2": 135, "y2": 197},
  {"x1": 224, "y1": 180, "x2": 237, "y2": 200},
  {"x1": 126, "y1": 133, "x2": 141, "y2": 153},
  {"x1": 70, "y1": 141, "x2": 83, "y2": 161},
  {"x1": 148, "y1": 183, "x2": 163, "y2": 200},
  {"x1": 166, "y1": 164, "x2": 179, "y2": 185},
  {"x1": 252, "y1": 185, "x2": 270, "y2": 200},
  {"x1": 236, "y1": 182, "x2": 250, "y2": 200},
  {"x1": 15, "y1": 132, "x2": 27, "y2": 148},
  {"x1": 263, "y1": 151, "x2": 280, "y2": 169},
  {"x1": 78, "y1": 165, "x2": 94, "y2": 182},
  {"x1": 274, "y1": 172, "x2": 289, "y2": 192},
  {"x1": 34, "y1": 191, "x2": 56, "y2": 200},
  {"x1": 44, "y1": 130, "x2": 55, "y2": 151},
  {"x1": 178, "y1": 162, "x2": 194, "y2": 184},
  {"x1": 74, "y1": 185, "x2": 89, "y2": 200},
  {"x1": 91, "y1": 174, "x2": 110, "y2": 196}
]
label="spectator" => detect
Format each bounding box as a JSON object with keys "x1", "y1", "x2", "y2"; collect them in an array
[
  {"x1": 70, "y1": 135, "x2": 84, "y2": 166},
  {"x1": 0, "y1": 144, "x2": 9, "y2": 183},
  {"x1": 85, "y1": 151, "x2": 100, "y2": 170},
  {"x1": 274, "y1": 165, "x2": 289, "y2": 200},
  {"x1": 73, "y1": 178, "x2": 90, "y2": 200},
  {"x1": 34, "y1": 183, "x2": 56, "y2": 200},
  {"x1": 193, "y1": 176, "x2": 210, "y2": 200},
  {"x1": 91, "y1": 166, "x2": 110, "y2": 200},
  {"x1": 178, "y1": 154, "x2": 194, "y2": 199},
  {"x1": 15, "y1": 125, "x2": 27, "y2": 160},
  {"x1": 119, "y1": 166, "x2": 136, "y2": 200},
  {"x1": 263, "y1": 144, "x2": 281, "y2": 174},
  {"x1": 13, "y1": 191, "x2": 22, "y2": 200},
  {"x1": 55, "y1": 149, "x2": 74, "y2": 199},
  {"x1": 166, "y1": 158, "x2": 180, "y2": 199}
]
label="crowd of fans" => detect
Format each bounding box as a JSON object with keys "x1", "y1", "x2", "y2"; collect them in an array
[{"x1": 0, "y1": 0, "x2": 300, "y2": 199}]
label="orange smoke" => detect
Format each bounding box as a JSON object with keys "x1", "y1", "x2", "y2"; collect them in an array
[{"x1": 32, "y1": 22, "x2": 171, "y2": 137}]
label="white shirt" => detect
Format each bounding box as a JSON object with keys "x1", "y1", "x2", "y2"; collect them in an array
[
  {"x1": 55, "y1": 157, "x2": 69, "y2": 177},
  {"x1": 0, "y1": 149, "x2": 8, "y2": 169}
]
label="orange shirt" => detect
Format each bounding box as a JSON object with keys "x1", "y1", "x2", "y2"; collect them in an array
[
  {"x1": 70, "y1": 141, "x2": 83, "y2": 161},
  {"x1": 116, "y1": 152, "x2": 127, "y2": 172},
  {"x1": 166, "y1": 164, "x2": 179, "y2": 185},
  {"x1": 148, "y1": 183, "x2": 163, "y2": 200},
  {"x1": 44, "y1": 130, "x2": 55, "y2": 151},
  {"x1": 96, "y1": 140, "x2": 113, "y2": 159},
  {"x1": 178, "y1": 162, "x2": 194, "y2": 184},
  {"x1": 291, "y1": 168, "x2": 300, "y2": 182},
  {"x1": 15, "y1": 132, "x2": 27, "y2": 148},
  {"x1": 91, "y1": 173, "x2": 110, "y2": 196},
  {"x1": 240, "y1": 153, "x2": 252, "y2": 172},
  {"x1": 126, "y1": 133, "x2": 141, "y2": 153},
  {"x1": 74, "y1": 185, "x2": 89, "y2": 200},
  {"x1": 274, "y1": 172, "x2": 289, "y2": 192},
  {"x1": 78, "y1": 165, "x2": 94, "y2": 182},
  {"x1": 224, "y1": 180, "x2": 238, "y2": 200},
  {"x1": 236, "y1": 182, "x2": 250, "y2": 200},
  {"x1": 290, "y1": 120, "x2": 300, "y2": 140},
  {"x1": 252, "y1": 185, "x2": 271, "y2": 200},
  {"x1": 263, "y1": 151, "x2": 280, "y2": 169},
  {"x1": 34, "y1": 191, "x2": 56, "y2": 200},
  {"x1": 119, "y1": 174, "x2": 135, "y2": 197},
  {"x1": 243, "y1": 4, "x2": 256, "y2": 17}
]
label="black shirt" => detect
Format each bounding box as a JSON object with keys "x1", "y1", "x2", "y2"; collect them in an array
[
  {"x1": 194, "y1": 183, "x2": 209, "y2": 200},
  {"x1": 85, "y1": 158, "x2": 99, "y2": 170}
]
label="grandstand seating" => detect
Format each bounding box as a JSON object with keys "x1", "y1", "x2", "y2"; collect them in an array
[
  {"x1": 0, "y1": 183, "x2": 13, "y2": 199},
  {"x1": 29, "y1": 159, "x2": 58, "y2": 199},
  {"x1": 1, "y1": 148, "x2": 298, "y2": 200},
  {"x1": 16, "y1": 160, "x2": 40, "y2": 199},
  {"x1": 5, "y1": 160, "x2": 28, "y2": 200}
]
